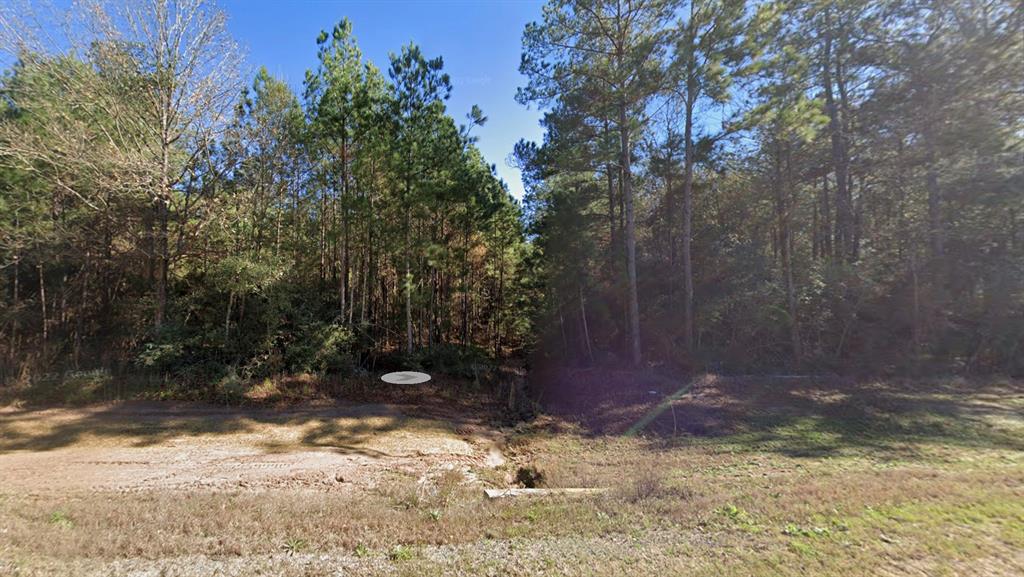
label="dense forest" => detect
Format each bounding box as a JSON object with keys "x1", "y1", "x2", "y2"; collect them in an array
[
  {"x1": 0, "y1": 1, "x2": 533, "y2": 387},
  {"x1": 0, "y1": 0, "x2": 1021, "y2": 391},
  {"x1": 516, "y1": 0, "x2": 1022, "y2": 375}
]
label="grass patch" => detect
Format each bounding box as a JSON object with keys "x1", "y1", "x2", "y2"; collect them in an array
[
  {"x1": 280, "y1": 538, "x2": 308, "y2": 556},
  {"x1": 388, "y1": 544, "x2": 416, "y2": 561},
  {"x1": 48, "y1": 510, "x2": 73, "y2": 529},
  {"x1": 1, "y1": 377, "x2": 1021, "y2": 576},
  {"x1": 715, "y1": 503, "x2": 762, "y2": 532}
]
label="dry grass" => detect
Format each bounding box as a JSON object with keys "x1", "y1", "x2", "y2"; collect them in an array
[{"x1": 1, "y1": 377, "x2": 1022, "y2": 576}]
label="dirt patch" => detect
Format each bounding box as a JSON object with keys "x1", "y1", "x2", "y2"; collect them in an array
[{"x1": 0, "y1": 401, "x2": 503, "y2": 494}]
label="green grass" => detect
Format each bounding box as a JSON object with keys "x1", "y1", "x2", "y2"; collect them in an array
[
  {"x1": 1, "y1": 378, "x2": 1021, "y2": 576},
  {"x1": 48, "y1": 510, "x2": 74, "y2": 529},
  {"x1": 280, "y1": 537, "x2": 308, "y2": 555}
]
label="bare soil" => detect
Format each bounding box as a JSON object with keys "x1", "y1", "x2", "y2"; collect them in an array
[{"x1": 0, "y1": 400, "x2": 501, "y2": 494}]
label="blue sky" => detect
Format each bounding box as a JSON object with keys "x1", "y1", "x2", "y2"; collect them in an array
[{"x1": 221, "y1": 0, "x2": 546, "y2": 199}]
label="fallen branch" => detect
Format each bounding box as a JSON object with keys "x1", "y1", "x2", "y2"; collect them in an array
[{"x1": 484, "y1": 488, "x2": 609, "y2": 499}]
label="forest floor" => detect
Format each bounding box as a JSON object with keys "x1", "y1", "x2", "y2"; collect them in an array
[{"x1": 1, "y1": 375, "x2": 1022, "y2": 576}]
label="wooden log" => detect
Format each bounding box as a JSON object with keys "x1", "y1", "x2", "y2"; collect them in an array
[{"x1": 484, "y1": 488, "x2": 608, "y2": 499}]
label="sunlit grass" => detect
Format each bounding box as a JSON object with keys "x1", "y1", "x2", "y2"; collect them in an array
[{"x1": 1, "y1": 379, "x2": 1021, "y2": 576}]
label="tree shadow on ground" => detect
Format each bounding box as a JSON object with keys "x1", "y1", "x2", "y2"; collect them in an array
[
  {"x1": 533, "y1": 369, "x2": 1024, "y2": 458},
  {"x1": 0, "y1": 399, "x2": 489, "y2": 456},
  {"x1": 0, "y1": 371, "x2": 504, "y2": 454}
]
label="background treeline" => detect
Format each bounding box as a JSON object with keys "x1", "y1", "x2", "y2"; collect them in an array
[
  {"x1": 1, "y1": 0, "x2": 1021, "y2": 391},
  {"x1": 517, "y1": 0, "x2": 1022, "y2": 375},
  {"x1": 0, "y1": 1, "x2": 532, "y2": 386}
]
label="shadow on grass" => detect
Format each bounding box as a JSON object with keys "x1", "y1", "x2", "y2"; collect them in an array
[{"x1": 534, "y1": 370, "x2": 1024, "y2": 458}]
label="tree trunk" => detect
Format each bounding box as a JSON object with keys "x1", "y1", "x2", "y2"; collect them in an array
[
  {"x1": 559, "y1": 307, "x2": 568, "y2": 357},
  {"x1": 461, "y1": 215, "x2": 471, "y2": 347},
  {"x1": 156, "y1": 197, "x2": 169, "y2": 329},
  {"x1": 38, "y1": 264, "x2": 47, "y2": 344},
  {"x1": 319, "y1": 191, "x2": 327, "y2": 283},
  {"x1": 812, "y1": 192, "x2": 820, "y2": 260},
  {"x1": 579, "y1": 283, "x2": 593, "y2": 364},
  {"x1": 155, "y1": 138, "x2": 170, "y2": 329},
  {"x1": 10, "y1": 217, "x2": 19, "y2": 364},
  {"x1": 405, "y1": 180, "x2": 414, "y2": 354},
  {"x1": 74, "y1": 253, "x2": 89, "y2": 369},
  {"x1": 925, "y1": 126, "x2": 944, "y2": 258},
  {"x1": 679, "y1": 3, "x2": 698, "y2": 356},
  {"x1": 154, "y1": 62, "x2": 175, "y2": 331},
  {"x1": 777, "y1": 141, "x2": 801, "y2": 365},
  {"x1": 607, "y1": 164, "x2": 617, "y2": 249},
  {"x1": 225, "y1": 291, "x2": 234, "y2": 344},
  {"x1": 667, "y1": 169, "x2": 677, "y2": 268},
  {"x1": 603, "y1": 119, "x2": 618, "y2": 252},
  {"x1": 340, "y1": 127, "x2": 350, "y2": 319},
  {"x1": 495, "y1": 238, "x2": 505, "y2": 357},
  {"x1": 911, "y1": 251, "x2": 922, "y2": 352},
  {"x1": 364, "y1": 188, "x2": 375, "y2": 329},
  {"x1": 820, "y1": 175, "x2": 832, "y2": 260},
  {"x1": 618, "y1": 102, "x2": 642, "y2": 367},
  {"x1": 822, "y1": 18, "x2": 852, "y2": 263},
  {"x1": 274, "y1": 181, "x2": 282, "y2": 255},
  {"x1": 681, "y1": 88, "x2": 696, "y2": 356}
]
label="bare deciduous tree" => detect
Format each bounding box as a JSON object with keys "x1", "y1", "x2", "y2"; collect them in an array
[{"x1": 1, "y1": 0, "x2": 242, "y2": 328}]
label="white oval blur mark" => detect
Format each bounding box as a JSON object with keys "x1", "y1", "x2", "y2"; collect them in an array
[{"x1": 380, "y1": 371, "x2": 431, "y2": 384}]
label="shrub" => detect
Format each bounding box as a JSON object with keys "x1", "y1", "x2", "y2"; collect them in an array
[
  {"x1": 404, "y1": 344, "x2": 492, "y2": 379},
  {"x1": 283, "y1": 320, "x2": 356, "y2": 375},
  {"x1": 213, "y1": 368, "x2": 247, "y2": 404}
]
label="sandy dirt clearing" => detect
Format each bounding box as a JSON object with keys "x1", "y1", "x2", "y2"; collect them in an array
[{"x1": 0, "y1": 401, "x2": 499, "y2": 494}]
